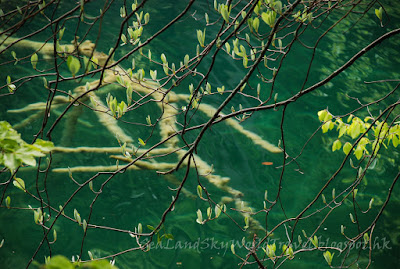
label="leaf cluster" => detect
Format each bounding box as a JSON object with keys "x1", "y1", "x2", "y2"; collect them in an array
[
  {"x1": 318, "y1": 109, "x2": 400, "y2": 160},
  {"x1": 0, "y1": 121, "x2": 54, "y2": 172}
]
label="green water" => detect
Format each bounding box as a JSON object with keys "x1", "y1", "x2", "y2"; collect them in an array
[{"x1": 1, "y1": 1, "x2": 400, "y2": 268}]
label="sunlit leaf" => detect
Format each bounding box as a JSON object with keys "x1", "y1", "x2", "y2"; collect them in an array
[
  {"x1": 13, "y1": 177, "x2": 25, "y2": 191},
  {"x1": 67, "y1": 56, "x2": 81, "y2": 77}
]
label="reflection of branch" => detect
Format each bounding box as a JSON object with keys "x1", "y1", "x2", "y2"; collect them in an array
[{"x1": 199, "y1": 103, "x2": 282, "y2": 153}]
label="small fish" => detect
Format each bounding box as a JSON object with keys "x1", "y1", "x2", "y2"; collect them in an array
[{"x1": 262, "y1": 162, "x2": 273, "y2": 165}]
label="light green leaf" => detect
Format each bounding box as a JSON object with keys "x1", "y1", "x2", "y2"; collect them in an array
[
  {"x1": 196, "y1": 29, "x2": 206, "y2": 47},
  {"x1": 207, "y1": 207, "x2": 212, "y2": 219},
  {"x1": 261, "y1": 11, "x2": 277, "y2": 27},
  {"x1": 244, "y1": 216, "x2": 249, "y2": 229},
  {"x1": 144, "y1": 12, "x2": 150, "y2": 24},
  {"x1": 317, "y1": 110, "x2": 326, "y2": 122},
  {"x1": 161, "y1": 53, "x2": 167, "y2": 64},
  {"x1": 252, "y1": 17, "x2": 260, "y2": 33},
  {"x1": 4, "y1": 153, "x2": 19, "y2": 172},
  {"x1": 150, "y1": 70, "x2": 157, "y2": 81},
  {"x1": 11, "y1": 51, "x2": 17, "y2": 60},
  {"x1": 82, "y1": 219, "x2": 87, "y2": 232},
  {"x1": 375, "y1": 7, "x2": 383, "y2": 21},
  {"x1": 67, "y1": 56, "x2": 81, "y2": 77},
  {"x1": 220, "y1": 4, "x2": 230, "y2": 23},
  {"x1": 184, "y1": 54, "x2": 189, "y2": 67},
  {"x1": 33, "y1": 139, "x2": 54, "y2": 152},
  {"x1": 354, "y1": 145, "x2": 363, "y2": 160},
  {"x1": 138, "y1": 138, "x2": 146, "y2": 146},
  {"x1": 30, "y1": 53, "x2": 38, "y2": 69},
  {"x1": 243, "y1": 55, "x2": 248, "y2": 68},
  {"x1": 363, "y1": 232, "x2": 369, "y2": 245},
  {"x1": 196, "y1": 209, "x2": 203, "y2": 224},
  {"x1": 343, "y1": 142, "x2": 352, "y2": 155},
  {"x1": 197, "y1": 185, "x2": 203, "y2": 198},
  {"x1": 163, "y1": 63, "x2": 169, "y2": 75},
  {"x1": 225, "y1": 42, "x2": 231, "y2": 54},
  {"x1": 5, "y1": 196, "x2": 10, "y2": 208},
  {"x1": 323, "y1": 251, "x2": 334, "y2": 266},
  {"x1": 332, "y1": 140, "x2": 342, "y2": 152},
  {"x1": 217, "y1": 85, "x2": 225, "y2": 95},
  {"x1": 310, "y1": 235, "x2": 318, "y2": 248},
  {"x1": 46, "y1": 255, "x2": 75, "y2": 269},
  {"x1": 215, "y1": 205, "x2": 222, "y2": 218}
]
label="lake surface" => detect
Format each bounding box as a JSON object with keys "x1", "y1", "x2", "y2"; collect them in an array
[{"x1": 0, "y1": 1, "x2": 399, "y2": 268}]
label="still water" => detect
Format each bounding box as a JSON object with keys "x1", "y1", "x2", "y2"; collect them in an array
[{"x1": 0, "y1": 0, "x2": 399, "y2": 268}]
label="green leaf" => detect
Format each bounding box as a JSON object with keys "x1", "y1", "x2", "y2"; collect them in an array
[
  {"x1": 126, "y1": 84, "x2": 133, "y2": 106},
  {"x1": 121, "y1": 33, "x2": 127, "y2": 44},
  {"x1": 117, "y1": 101, "x2": 128, "y2": 118},
  {"x1": 58, "y1": 27, "x2": 65, "y2": 40},
  {"x1": 33, "y1": 139, "x2": 54, "y2": 152},
  {"x1": 138, "y1": 138, "x2": 146, "y2": 146},
  {"x1": 150, "y1": 70, "x2": 157, "y2": 81},
  {"x1": 321, "y1": 122, "x2": 330, "y2": 133},
  {"x1": 363, "y1": 232, "x2": 369, "y2": 245},
  {"x1": 375, "y1": 7, "x2": 383, "y2": 21},
  {"x1": 244, "y1": 215, "x2": 249, "y2": 229},
  {"x1": 34, "y1": 208, "x2": 43, "y2": 224},
  {"x1": 144, "y1": 12, "x2": 150, "y2": 24},
  {"x1": 349, "y1": 213, "x2": 355, "y2": 223},
  {"x1": 207, "y1": 207, "x2": 212, "y2": 219},
  {"x1": 11, "y1": 51, "x2": 17, "y2": 60},
  {"x1": 45, "y1": 255, "x2": 75, "y2": 269},
  {"x1": 161, "y1": 53, "x2": 167, "y2": 64},
  {"x1": 332, "y1": 140, "x2": 342, "y2": 152},
  {"x1": 4, "y1": 153, "x2": 19, "y2": 172},
  {"x1": 82, "y1": 219, "x2": 87, "y2": 232},
  {"x1": 17, "y1": 152, "x2": 37, "y2": 166},
  {"x1": 252, "y1": 17, "x2": 260, "y2": 33},
  {"x1": 116, "y1": 75, "x2": 125, "y2": 86},
  {"x1": 217, "y1": 86, "x2": 225, "y2": 95},
  {"x1": 31, "y1": 53, "x2": 38, "y2": 69},
  {"x1": 197, "y1": 185, "x2": 202, "y2": 198},
  {"x1": 215, "y1": 205, "x2": 222, "y2": 218},
  {"x1": 261, "y1": 11, "x2": 277, "y2": 27},
  {"x1": 5, "y1": 196, "x2": 10, "y2": 208},
  {"x1": 220, "y1": 4, "x2": 230, "y2": 23},
  {"x1": 354, "y1": 145, "x2": 363, "y2": 160},
  {"x1": 369, "y1": 198, "x2": 374, "y2": 209},
  {"x1": 338, "y1": 125, "x2": 347, "y2": 138},
  {"x1": 196, "y1": 29, "x2": 206, "y2": 47},
  {"x1": 184, "y1": 54, "x2": 189, "y2": 67},
  {"x1": 74, "y1": 209, "x2": 81, "y2": 225},
  {"x1": 196, "y1": 209, "x2": 203, "y2": 224},
  {"x1": 274, "y1": 1, "x2": 283, "y2": 14},
  {"x1": 67, "y1": 56, "x2": 81, "y2": 77},
  {"x1": 310, "y1": 235, "x2": 318, "y2": 248},
  {"x1": 243, "y1": 55, "x2": 248, "y2": 68},
  {"x1": 343, "y1": 142, "x2": 352, "y2": 155},
  {"x1": 13, "y1": 177, "x2": 25, "y2": 191},
  {"x1": 392, "y1": 134, "x2": 399, "y2": 147},
  {"x1": 225, "y1": 42, "x2": 231, "y2": 54},
  {"x1": 163, "y1": 63, "x2": 169, "y2": 75},
  {"x1": 350, "y1": 121, "x2": 361, "y2": 139},
  {"x1": 323, "y1": 251, "x2": 334, "y2": 266}
]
